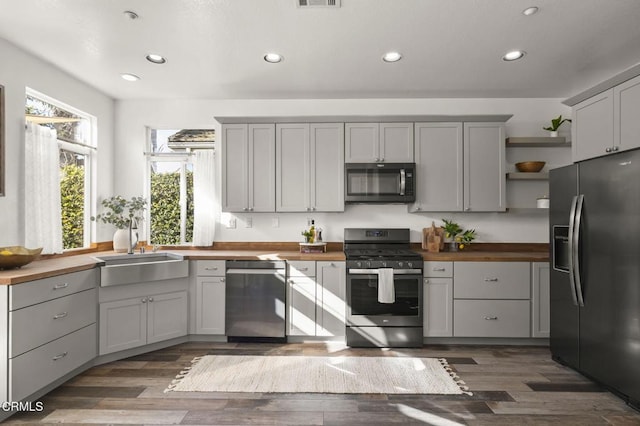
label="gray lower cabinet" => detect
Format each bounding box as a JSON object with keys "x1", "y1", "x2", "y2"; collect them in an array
[
  {"x1": 453, "y1": 261, "x2": 532, "y2": 338},
  {"x1": 316, "y1": 261, "x2": 346, "y2": 337},
  {"x1": 423, "y1": 261, "x2": 453, "y2": 337},
  {"x1": 531, "y1": 262, "x2": 550, "y2": 338},
  {"x1": 6, "y1": 269, "x2": 98, "y2": 401},
  {"x1": 99, "y1": 288, "x2": 187, "y2": 355},
  {"x1": 194, "y1": 260, "x2": 225, "y2": 335},
  {"x1": 287, "y1": 261, "x2": 317, "y2": 336}
]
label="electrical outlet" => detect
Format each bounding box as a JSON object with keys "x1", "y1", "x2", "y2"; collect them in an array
[
  {"x1": 245, "y1": 217, "x2": 252, "y2": 228},
  {"x1": 272, "y1": 217, "x2": 279, "y2": 228},
  {"x1": 227, "y1": 218, "x2": 236, "y2": 229}
]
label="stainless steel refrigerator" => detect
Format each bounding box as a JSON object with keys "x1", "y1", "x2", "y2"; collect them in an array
[{"x1": 550, "y1": 149, "x2": 640, "y2": 408}]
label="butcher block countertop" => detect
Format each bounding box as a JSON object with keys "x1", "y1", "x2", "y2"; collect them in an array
[{"x1": 0, "y1": 242, "x2": 549, "y2": 285}]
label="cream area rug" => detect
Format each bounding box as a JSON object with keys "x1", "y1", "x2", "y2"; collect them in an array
[{"x1": 166, "y1": 355, "x2": 471, "y2": 395}]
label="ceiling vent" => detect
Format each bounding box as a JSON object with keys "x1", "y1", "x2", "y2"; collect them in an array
[{"x1": 297, "y1": 0, "x2": 340, "y2": 8}]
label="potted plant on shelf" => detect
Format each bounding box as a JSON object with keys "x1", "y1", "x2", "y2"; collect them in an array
[
  {"x1": 92, "y1": 196, "x2": 147, "y2": 252},
  {"x1": 543, "y1": 115, "x2": 572, "y2": 137}
]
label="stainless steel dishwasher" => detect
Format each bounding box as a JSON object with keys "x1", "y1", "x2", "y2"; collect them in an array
[{"x1": 225, "y1": 260, "x2": 287, "y2": 342}]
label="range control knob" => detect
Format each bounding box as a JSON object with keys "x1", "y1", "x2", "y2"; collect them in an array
[
  {"x1": 382, "y1": 261, "x2": 387, "y2": 267},
  {"x1": 365, "y1": 261, "x2": 372, "y2": 268},
  {"x1": 398, "y1": 261, "x2": 404, "y2": 268},
  {"x1": 407, "y1": 262, "x2": 413, "y2": 268},
  {"x1": 356, "y1": 261, "x2": 362, "y2": 268}
]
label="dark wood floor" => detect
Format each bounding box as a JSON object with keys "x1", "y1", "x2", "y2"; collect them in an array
[{"x1": 6, "y1": 341, "x2": 640, "y2": 425}]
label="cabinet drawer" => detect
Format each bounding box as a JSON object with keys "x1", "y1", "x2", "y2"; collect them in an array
[
  {"x1": 454, "y1": 299, "x2": 530, "y2": 337},
  {"x1": 288, "y1": 261, "x2": 316, "y2": 277},
  {"x1": 10, "y1": 288, "x2": 97, "y2": 357},
  {"x1": 10, "y1": 269, "x2": 97, "y2": 310},
  {"x1": 10, "y1": 324, "x2": 96, "y2": 401},
  {"x1": 454, "y1": 262, "x2": 530, "y2": 299},
  {"x1": 195, "y1": 260, "x2": 225, "y2": 276},
  {"x1": 424, "y1": 261, "x2": 453, "y2": 278}
]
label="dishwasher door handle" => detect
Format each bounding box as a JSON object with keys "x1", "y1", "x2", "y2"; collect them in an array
[{"x1": 226, "y1": 269, "x2": 285, "y2": 275}]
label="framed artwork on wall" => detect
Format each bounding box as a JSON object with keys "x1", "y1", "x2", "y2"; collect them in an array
[{"x1": 0, "y1": 84, "x2": 4, "y2": 197}]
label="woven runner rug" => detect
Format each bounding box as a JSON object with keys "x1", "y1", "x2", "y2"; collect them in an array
[{"x1": 166, "y1": 355, "x2": 470, "y2": 395}]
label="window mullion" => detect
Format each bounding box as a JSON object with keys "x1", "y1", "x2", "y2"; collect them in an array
[{"x1": 180, "y1": 161, "x2": 187, "y2": 244}]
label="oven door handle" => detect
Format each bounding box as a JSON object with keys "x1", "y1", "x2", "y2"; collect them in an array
[{"x1": 348, "y1": 269, "x2": 422, "y2": 275}]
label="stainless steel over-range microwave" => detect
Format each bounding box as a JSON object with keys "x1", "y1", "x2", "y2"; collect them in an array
[{"x1": 344, "y1": 162, "x2": 416, "y2": 203}]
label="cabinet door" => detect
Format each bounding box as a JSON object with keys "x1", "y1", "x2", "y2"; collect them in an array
[
  {"x1": 345, "y1": 123, "x2": 379, "y2": 162},
  {"x1": 316, "y1": 262, "x2": 346, "y2": 336},
  {"x1": 532, "y1": 262, "x2": 550, "y2": 338},
  {"x1": 573, "y1": 89, "x2": 614, "y2": 162},
  {"x1": 248, "y1": 124, "x2": 276, "y2": 212},
  {"x1": 411, "y1": 123, "x2": 463, "y2": 212},
  {"x1": 221, "y1": 124, "x2": 249, "y2": 212},
  {"x1": 287, "y1": 276, "x2": 317, "y2": 336},
  {"x1": 276, "y1": 123, "x2": 310, "y2": 212},
  {"x1": 615, "y1": 75, "x2": 640, "y2": 154},
  {"x1": 147, "y1": 291, "x2": 188, "y2": 344},
  {"x1": 99, "y1": 297, "x2": 147, "y2": 355},
  {"x1": 463, "y1": 123, "x2": 506, "y2": 212},
  {"x1": 380, "y1": 122, "x2": 414, "y2": 162},
  {"x1": 423, "y1": 277, "x2": 453, "y2": 337},
  {"x1": 310, "y1": 123, "x2": 344, "y2": 212},
  {"x1": 196, "y1": 277, "x2": 225, "y2": 335}
]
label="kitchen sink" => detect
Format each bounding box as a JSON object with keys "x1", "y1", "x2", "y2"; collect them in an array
[{"x1": 94, "y1": 252, "x2": 189, "y2": 287}]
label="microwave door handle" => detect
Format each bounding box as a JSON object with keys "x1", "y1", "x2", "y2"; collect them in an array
[
  {"x1": 399, "y1": 169, "x2": 406, "y2": 196},
  {"x1": 573, "y1": 194, "x2": 585, "y2": 307},
  {"x1": 567, "y1": 195, "x2": 580, "y2": 306}
]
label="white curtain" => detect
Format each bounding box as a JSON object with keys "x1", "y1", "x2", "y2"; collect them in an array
[
  {"x1": 192, "y1": 149, "x2": 217, "y2": 246},
  {"x1": 25, "y1": 122, "x2": 63, "y2": 254}
]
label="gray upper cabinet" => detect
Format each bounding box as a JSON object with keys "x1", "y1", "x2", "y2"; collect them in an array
[
  {"x1": 571, "y1": 74, "x2": 640, "y2": 162},
  {"x1": 221, "y1": 123, "x2": 275, "y2": 212},
  {"x1": 615, "y1": 74, "x2": 640, "y2": 154},
  {"x1": 410, "y1": 123, "x2": 463, "y2": 212},
  {"x1": 463, "y1": 122, "x2": 506, "y2": 212},
  {"x1": 345, "y1": 122, "x2": 413, "y2": 163},
  {"x1": 276, "y1": 123, "x2": 344, "y2": 212},
  {"x1": 572, "y1": 89, "x2": 614, "y2": 162}
]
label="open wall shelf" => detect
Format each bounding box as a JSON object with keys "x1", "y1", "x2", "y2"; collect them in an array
[{"x1": 506, "y1": 137, "x2": 571, "y2": 148}]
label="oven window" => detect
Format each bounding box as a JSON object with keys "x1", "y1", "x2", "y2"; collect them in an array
[
  {"x1": 347, "y1": 169, "x2": 401, "y2": 196},
  {"x1": 349, "y1": 276, "x2": 420, "y2": 316}
]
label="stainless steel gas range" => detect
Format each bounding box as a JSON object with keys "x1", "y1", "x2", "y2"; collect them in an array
[{"x1": 344, "y1": 228, "x2": 424, "y2": 348}]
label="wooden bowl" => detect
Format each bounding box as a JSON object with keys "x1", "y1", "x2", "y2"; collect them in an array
[
  {"x1": 0, "y1": 246, "x2": 43, "y2": 270},
  {"x1": 515, "y1": 161, "x2": 546, "y2": 173}
]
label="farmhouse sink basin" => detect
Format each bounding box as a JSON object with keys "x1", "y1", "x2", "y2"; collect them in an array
[{"x1": 94, "y1": 252, "x2": 188, "y2": 287}]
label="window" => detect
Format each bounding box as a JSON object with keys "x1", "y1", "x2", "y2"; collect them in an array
[
  {"x1": 147, "y1": 129, "x2": 214, "y2": 245},
  {"x1": 25, "y1": 90, "x2": 95, "y2": 250}
]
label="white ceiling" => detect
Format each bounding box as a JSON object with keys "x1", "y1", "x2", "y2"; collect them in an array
[{"x1": 1, "y1": 0, "x2": 640, "y2": 100}]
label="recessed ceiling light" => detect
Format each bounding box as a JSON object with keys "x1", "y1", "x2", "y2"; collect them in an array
[
  {"x1": 264, "y1": 53, "x2": 283, "y2": 63},
  {"x1": 502, "y1": 50, "x2": 526, "y2": 61},
  {"x1": 523, "y1": 6, "x2": 539, "y2": 16},
  {"x1": 123, "y1": 10, "x2": 139, "y2": 20},
  {"x1": 146, "y1": 54, "x2": 167, "y2": 64},
  {"x1": 382, "y1": 51, "x2": 402, "y2": 63},
  {"x1": 121, "y1": 73, "x2": 140, "y2": 82}
]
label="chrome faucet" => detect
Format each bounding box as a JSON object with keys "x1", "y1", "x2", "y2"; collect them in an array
[{"x1": 127, "y1": 219, "x2": 138, "y2": 255}]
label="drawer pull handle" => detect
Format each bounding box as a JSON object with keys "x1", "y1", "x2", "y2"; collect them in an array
[
  {"x1": 52, "y1": 352, "x2": 68, "y2": 361},
  {"x1": 484, "y1": 278, "x2": 499, "y2": 282},
  {"x1": 205, "y1": 267, "x2": 218, "y2": 271},
  {"x1": 53, "y1": 312, "x2": 68, "y2": 320},
  {"x1": 424, "y1": 279, "x2": 430, "y2": 283},
  {"x1": 53, "y1": 282, "x2": 69, "y2": 290},
  {"x1": 299, "y1": 267, "x2": 309, "y2": 271},
  {"x1": 484, "y1": 316, "x2": 498, "y2": 320},
  {"x1": 433, "y1": 267, "x2": 446, "y2": 272}
]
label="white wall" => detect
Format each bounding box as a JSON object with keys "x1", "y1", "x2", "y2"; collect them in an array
[
  {"x1": 115, "y1": 98, "x2": 571, "y2": 244},
  {"x1": 0, "y1": 38, "x2": 115, "y2": 247}
]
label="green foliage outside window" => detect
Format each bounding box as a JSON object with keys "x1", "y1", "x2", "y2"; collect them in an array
[
  {"x1": 150, "y1": 170, "x2": 194, "y2": 245},
  {"x1": 60, "y1": 163, "x2": 84, "y2": 249}
]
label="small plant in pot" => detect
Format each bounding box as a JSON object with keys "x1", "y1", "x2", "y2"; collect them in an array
[
  {"x1": 455, "y1": 229, "x2": 477, "y2": 251},
  {"x1": 441, "y1": 219, "x2": 462, "y2": 251},
  {"x1": 543, "y1": 115, "x2": 572, "y2": 137},
  {"x1": 92, "y1": 196, "x2": 147, "y2": 252}
]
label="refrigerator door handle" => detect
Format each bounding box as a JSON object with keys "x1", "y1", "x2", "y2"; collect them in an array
[
  {"x1": 573, "y1": 194, "x2": 585, "y2": 307},
  {"x1": 567, "y1": 195, "x2": 580, "y2": 306}
]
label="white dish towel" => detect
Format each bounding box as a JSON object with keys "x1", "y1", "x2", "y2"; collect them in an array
[{"x1": 377, "y1": 268, "x2": 395, "y2": 303}]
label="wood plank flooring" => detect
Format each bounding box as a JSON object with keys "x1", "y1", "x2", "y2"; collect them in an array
[{"x1": 5, "y1": 342, "x2": 640, "y2": 425}]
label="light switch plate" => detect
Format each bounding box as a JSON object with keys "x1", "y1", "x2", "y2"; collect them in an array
[
  {"x1": 272, "y1": 217, "x2": 279, "y2": 228},
  {"x1": 227, "y1": 218, "x2": 236, "y2": 229},
  {"x1": 245, "y1": 217, "x2": 252, "y2": 228}
]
